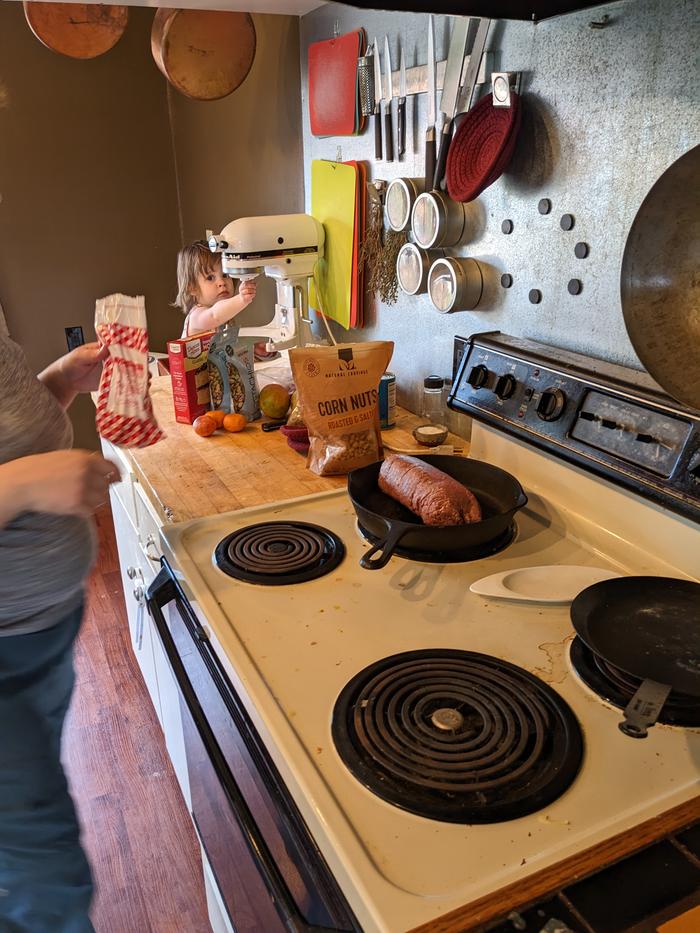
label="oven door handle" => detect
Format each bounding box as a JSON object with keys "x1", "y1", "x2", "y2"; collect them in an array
[{"x1": 146, "y1": 564, "x2": 310, "y2": 932}]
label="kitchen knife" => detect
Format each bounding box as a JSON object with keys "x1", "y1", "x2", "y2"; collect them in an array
[
  {"x1": 383, "y1": 36, "x2": 394, "y2": 162},
  {"x1": 433, "y1": 17, "x2": 470, "y2": 191},
  {"x1": 456, "y1": 18, "x2": 491, "y2": 116},
  {"x1": 425, "y1": 15, "x2": 436, "y2": 188},
  {"x1": 372, "y1": 37, "x2": 382, "y2": 160},
  {"x1": 398, "y1": 46, "x2": 407, "y2": 159}
]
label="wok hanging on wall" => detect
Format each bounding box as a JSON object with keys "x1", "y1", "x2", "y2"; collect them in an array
[{"x1": 620, "y1": 144, "x2": 700, "y2": 411}]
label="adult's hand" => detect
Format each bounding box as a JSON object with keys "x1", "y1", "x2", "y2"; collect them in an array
[
  {"x1": 0, "y1": 450, "x2": 120, "y2": 527},
  {"x1": 38, "y1": 342, "x2": 110, "y2": 408}
]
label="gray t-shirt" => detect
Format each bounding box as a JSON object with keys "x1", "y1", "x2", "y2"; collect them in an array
[{"x1": 0, "y1": 335, "x2": 95, "y2": 635}]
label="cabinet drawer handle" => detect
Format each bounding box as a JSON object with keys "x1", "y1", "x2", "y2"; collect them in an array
[{"x1": 144, "y1": 534, "x2": 161, "y2": 563}]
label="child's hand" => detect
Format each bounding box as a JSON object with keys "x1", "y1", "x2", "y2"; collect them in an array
[{"x1": 238, "y1": 280, "x2": 257, "y2": 307}]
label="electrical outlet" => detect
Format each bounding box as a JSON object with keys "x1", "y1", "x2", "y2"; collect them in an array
[{"x1": 65, "y1": 326, "x2": 85, "y2": 351}]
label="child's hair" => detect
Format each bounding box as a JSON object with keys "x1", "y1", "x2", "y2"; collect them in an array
[{"x1": 174, "y1": 240, "x2": 220, "y2": 313}]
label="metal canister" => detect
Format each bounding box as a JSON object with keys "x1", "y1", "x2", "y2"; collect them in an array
[{"x1": 378, "y1": 372, "x2": 397, "y2": 429}]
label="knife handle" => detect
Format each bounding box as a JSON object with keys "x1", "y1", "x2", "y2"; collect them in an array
[
  {"x1": 384, "y1": 106, "x2": 394, "y2": 162},
  {"x1": 425, "y1": 127, "x2": 436, "y2": 191},
  {"x1": 433, "y1": 118, "x2": 453, "y2": 191},
  {"x1": 374, "y1": 112, "x2": 382, "y2": 160},
  {"x1": 397, "y1": 99, "x2": 406, "y2": 159}
]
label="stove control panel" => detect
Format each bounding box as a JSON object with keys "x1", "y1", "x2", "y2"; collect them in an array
[{"x1": 449, "y1": 332, "x2": 700, "y2": 522}]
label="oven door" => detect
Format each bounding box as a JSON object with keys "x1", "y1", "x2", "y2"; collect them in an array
[{"x1": 146, "y1": 561, "x2": 359, "y2": 933}]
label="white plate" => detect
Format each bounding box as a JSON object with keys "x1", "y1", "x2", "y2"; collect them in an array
[{"x1": 469, "y1": 565, "x2": 621, "y2": 604}]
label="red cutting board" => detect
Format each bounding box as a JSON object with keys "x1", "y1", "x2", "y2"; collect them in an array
[{"x1": 308, "y1": 29, "x2": 364, "y2": 137}]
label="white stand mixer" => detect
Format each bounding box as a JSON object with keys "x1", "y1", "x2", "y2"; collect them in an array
[{"x1": 207, "y1": 213, "x2": 326, "y2": 352}]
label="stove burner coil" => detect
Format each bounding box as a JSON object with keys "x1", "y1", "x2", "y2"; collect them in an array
[
  {"x1": 215, "y1": 521, "x2": 345, "y2": 585},
  {"x1": 570, "y1": 638, "x2": 700, "y2": 727},
  {"x1": 332, "y1": 649, "x2": 583, "y2": 823}
]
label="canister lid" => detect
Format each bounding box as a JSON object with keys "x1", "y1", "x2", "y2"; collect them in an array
[
  {"x1": 424, "y1": 375, "x2": 444, "y2": 389},
  {"x1": 396, "y1": 242, "x2": 424, "y2": 295},
  {"x1": 386, "y1": 179, "x2": 412, "y2": 232},
  {"x1": 427, "y1": 257, "x2": 457, "y2": 312},
  {"x1": 411, "y1": 192, "x2": 440, "y2": 248}
]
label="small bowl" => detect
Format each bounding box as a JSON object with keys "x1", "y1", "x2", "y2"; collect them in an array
[{"x1": 413, "y1": 424, "x2": 449, "y2": 447}]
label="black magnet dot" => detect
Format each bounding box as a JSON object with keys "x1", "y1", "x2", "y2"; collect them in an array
[
  {"x1": 501, "y1": 219, "x2": 514, "y2": 234},
  {"x1": 529, "y1": 289, "x2": 542, "y2": 304},
  {"x1": 501, "y1": 274, "x2": 513, "y2": 289},
  {"x1": 575, "y1": 241, "x2": 589, "y2": 259},
  {"x1": 568, "y1": 279, "x2": 582, "y2": 295},
  {"x1": 560, "y1": 214, "x2": 575, "y2": 231},
  {"x1": 538, "y1": 199, "x2": 551, "y2": 215}
]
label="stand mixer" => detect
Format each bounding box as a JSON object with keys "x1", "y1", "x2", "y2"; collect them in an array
[{"x1": 207, "y1": 213, "x2": 326, "y2": 352}]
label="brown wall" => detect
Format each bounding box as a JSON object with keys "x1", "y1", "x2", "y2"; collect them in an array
[
  {"x1": 167, "y1": 12, "x2": 304, "y2": 328},
  {"x1": 0, "y1": 5, "x2": 303, "y2": 448},
  {"x1": 0, "y1": 5, "x2": 181, "y2": 447}
]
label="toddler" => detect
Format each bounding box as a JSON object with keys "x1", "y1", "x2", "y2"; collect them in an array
[{"x1": 175, "y1": 240, "x2": 257, "y2": 339}]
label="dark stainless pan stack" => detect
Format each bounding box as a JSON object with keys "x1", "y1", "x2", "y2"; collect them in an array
[{"x1": 571, "y1": 576, "x2": 700, "y2": 737}]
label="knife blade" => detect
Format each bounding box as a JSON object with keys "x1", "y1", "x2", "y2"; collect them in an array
[
  {"x1": 425, "y1": 15, "x2": 436, "y2": 188},
  {"x1": 372, "y1": 37, "x2": 382, "y2": 160},
  {"x1": 383, "y1": 36, "x2": 394, "y2": 162},
  {"x1": 398, "y1": 46, "x2": 407, "y2": 159},
  {"x1": 433, "y1": 17, "x2": 470, "y2": 190},
  {"x1": 456, "y1": 18, "x2": 491, "y2": 115}
]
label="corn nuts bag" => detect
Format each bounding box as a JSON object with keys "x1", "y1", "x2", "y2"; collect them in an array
[{"x1": 289, "y1": 341, "x2": 394, "y2": 475}]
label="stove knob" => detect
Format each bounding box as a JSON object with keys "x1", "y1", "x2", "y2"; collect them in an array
[
  {"x1": 467, "y1": 364, "x2": 490, "y2": 389},
  {"x1": 536, "y1": 387, "x2": 566, "y2": 421},
  {"x1": 494, "y1": 373, "x2": 517, "y2": 400}
]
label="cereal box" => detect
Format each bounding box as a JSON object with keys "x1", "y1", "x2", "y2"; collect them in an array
[{"x1": 166, "y1": 331, "x2": 215, "y2": 424}]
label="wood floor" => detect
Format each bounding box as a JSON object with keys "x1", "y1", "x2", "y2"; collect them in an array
[{"x1": 63, "y1": 504, "x2": 211, "y2": 933}]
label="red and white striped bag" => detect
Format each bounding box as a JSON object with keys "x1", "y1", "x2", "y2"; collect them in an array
[{"x1": 95, "y1": 294, "x2": 164, "y2": 448}]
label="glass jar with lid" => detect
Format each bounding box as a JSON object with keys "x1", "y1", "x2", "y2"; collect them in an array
[{"x1": 422, "y1": 375, "x2": 445, "y2": 424}]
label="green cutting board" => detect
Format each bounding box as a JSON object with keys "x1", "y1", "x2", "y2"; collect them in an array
[{"x1": 309, "y1": 159, "x2": 357, "y2": 330}]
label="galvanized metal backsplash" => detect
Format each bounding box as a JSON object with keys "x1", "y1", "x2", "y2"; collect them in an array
[{"x1": 299, "y1": 0, "x2": 699, "y2": 425}]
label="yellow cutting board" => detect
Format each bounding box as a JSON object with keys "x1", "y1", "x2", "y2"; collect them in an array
[{"x1": 309, "y1": 159, "x2": 357, "y2": 329}]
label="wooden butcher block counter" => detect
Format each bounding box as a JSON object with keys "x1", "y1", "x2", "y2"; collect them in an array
[{"x1": 125, "y1": 375, "x2": 467, "y2": 524}]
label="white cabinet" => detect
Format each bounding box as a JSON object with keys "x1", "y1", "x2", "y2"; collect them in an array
[
  {"x1": 109, "y1": 487, "x2": 162, "y2": 724},
  {"x1": 106, "y1": 462, "x2": 192, "y2": 809}
]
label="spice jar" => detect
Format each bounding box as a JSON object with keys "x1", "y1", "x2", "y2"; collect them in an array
[
  {"x1": 422, "y1": 375, "x2": 445, "y2": 424},
  {"x1": 385, "y1": 177, "x2": 425, "y2": 232},
  {"x1": 396, "y1": 242, "x2": 444, "y2": 296},
  {"x1": 427, "y1": 257, "x2": 483, "y2": 313},
  {"x1": 411, "y1": 191, "x2": 466, "y2": 249}
]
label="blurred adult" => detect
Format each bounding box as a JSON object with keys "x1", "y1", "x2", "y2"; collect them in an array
[{"x1": 0, "y1": 332, "x2": 119, "y2": 932}]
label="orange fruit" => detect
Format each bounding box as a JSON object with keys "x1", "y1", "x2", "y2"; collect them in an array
[
  {"x1": 208, "y1": 409, "x2": 227, "y2": 427},
  {"x1": 259, "y1": 383, "x2": 291, "y2": 420},
  {"x1": 223, "y1": 413, "x2": 247, "y2": 433},
  {"x1": 193, "y1": 415, "x2": 217, "y2": 437}
]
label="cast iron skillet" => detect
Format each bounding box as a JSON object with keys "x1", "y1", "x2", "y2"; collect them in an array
[
  {"x1": 347, "y1": 455, "x2": 528, "y2": 570},
  {"x1": 571, "y1": 576, "x2": 700, "y2": 738}
]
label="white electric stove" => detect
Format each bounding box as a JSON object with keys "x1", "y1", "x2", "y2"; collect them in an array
[{"x1": 152, "y1": 334, "x2": 700, "y2": 933}]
